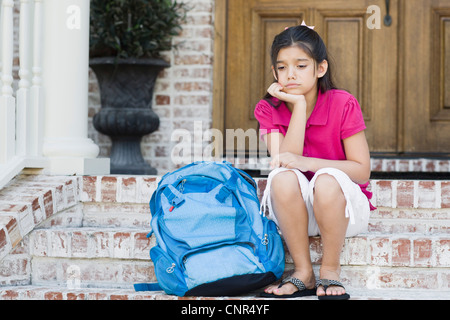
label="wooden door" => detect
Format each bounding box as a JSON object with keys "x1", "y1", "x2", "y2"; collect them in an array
[{"x1": 213, "y1": 0, "x2": 450, "y2": 157}]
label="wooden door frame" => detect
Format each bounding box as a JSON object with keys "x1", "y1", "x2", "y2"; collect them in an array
[{"x1": 212, "y1": 0, "x2": 227, "y2": 136}]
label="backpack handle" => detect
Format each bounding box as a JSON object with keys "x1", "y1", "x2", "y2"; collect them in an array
[{"x1": 163, "y1": 185, "x2": 185, "y2": 209}]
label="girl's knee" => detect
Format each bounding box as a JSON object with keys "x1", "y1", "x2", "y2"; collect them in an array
[
  {"x1": 313, "y1": 173, "x2": 344, "y2": 205},
  {"x1": 271, "y1": 171, "x2": 303, "y2": 201}
]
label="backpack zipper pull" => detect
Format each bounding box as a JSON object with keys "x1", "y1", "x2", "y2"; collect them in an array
[
  {"x1": 178, "y1": 179, "x2": 186, "y2": 193},
  {"x1": 262, "y1": 234, "x2": 269, "y2": 250},
  {"x1": 166, "y1": 263, "x2": 176, "y2": 274}
]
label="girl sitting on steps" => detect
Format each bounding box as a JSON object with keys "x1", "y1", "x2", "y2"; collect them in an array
[{"x1": 255, "y1": 23, "x2": 376, "y2": 300}]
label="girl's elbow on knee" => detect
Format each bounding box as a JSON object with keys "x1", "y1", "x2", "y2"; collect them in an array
[{"x1": 357, "y1": 170, "x2": 371, "y2": 185}]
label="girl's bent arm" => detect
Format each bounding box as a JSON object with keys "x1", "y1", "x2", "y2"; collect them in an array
[
  {"x1": 280, "y1": 101, "x2": 307, "y2": 155},
  {"x1": 264, "y1": 103, "x2": 306, "y2": 157}
]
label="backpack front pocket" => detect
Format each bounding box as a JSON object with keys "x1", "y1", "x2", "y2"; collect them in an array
[
  {"x1": 161, "y1": 183, "x2": 243, "y2": 249},
  {"x1": 182, "y1": 243, "x2": 266, "y2": 290}
]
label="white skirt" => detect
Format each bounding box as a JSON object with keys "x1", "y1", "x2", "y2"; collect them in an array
[{"x1": 260, "y1": 167, "x2": 370, "y2": 238}]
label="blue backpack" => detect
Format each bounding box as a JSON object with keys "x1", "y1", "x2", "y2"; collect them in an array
[{"x1": 135, "y1": 161, "x2": 285, "y2": 297}]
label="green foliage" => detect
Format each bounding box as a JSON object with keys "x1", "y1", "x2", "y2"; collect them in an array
[{"x1": 89, "y1": 0, "x2": 188, "y2": 59}]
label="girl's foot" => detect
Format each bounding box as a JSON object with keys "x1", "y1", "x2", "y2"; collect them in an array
[
  {"x1": 263, "y1": 270, "x2": 315, "y2": 296},
  {"x1": 316, "y1": 268, "x2": 346, "y2": 297}
]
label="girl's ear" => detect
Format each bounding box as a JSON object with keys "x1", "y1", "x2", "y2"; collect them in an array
[
  {"x1": 317, "y1": 60, "x2": 328, "y2": 79},
  {"x1": 271, "y1": 66, "x2": 278, "y2": 81}
]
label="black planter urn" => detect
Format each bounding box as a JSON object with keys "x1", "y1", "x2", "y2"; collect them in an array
[{"x1": 90, "y1": 57, "x2": 169, "y2": 175}]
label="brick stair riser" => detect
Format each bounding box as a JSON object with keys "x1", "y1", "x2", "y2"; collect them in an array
[
  {"x1": 82, "y1": 203, "x2": 151, "y2": 229},
  {"x1": 30, "y1": 229, "x2": 154, "y2": 261},
  {"x1": 28, "y1": 228, "x2": 450, "y2": 268},
  {"x1": 341, "y1": 266, "x2": 449, "y2": 292},
  {"x1": 80, "y1": 202, "x2": 450, "y2": 234},
  {"x1": 79, "y1": 176, "x2": 450, "y2": 209},
  {"x1": 31, "y1": 257, "x2": 153, "y2": 289},
  {"x1": 368, "y1": 217, "x2": 449, "y2": 234}
]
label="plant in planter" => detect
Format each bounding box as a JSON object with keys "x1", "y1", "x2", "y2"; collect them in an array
[{"x1": 89, "y1": 0, "x2": 188, "y2": 174}]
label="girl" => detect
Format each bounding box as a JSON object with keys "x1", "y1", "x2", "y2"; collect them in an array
[{"x1": 255, "y1": 23, "x2": 375, "y2": 300}]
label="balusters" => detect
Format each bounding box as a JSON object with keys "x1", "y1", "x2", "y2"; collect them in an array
[
  {"x1": 16, "y1": 0, "x2": 32, "y2": 156},
  {"x1": 30, "y1": 0, "x2": 44, "y2": 157},
  {"x1": 0, "y1": 0, "x2": 15, "y2": 164},
  {"x1": 32, "y1": 0, "x2": 43, "y2": 90},
  {"x1": 0, "y1": 1, "x2": 4, "y2": 92},
  {"x1": 1, "y1": 0, "x2": 44, "y2": 164},
  {"x1": 1, "y1": 0, "x2": 13, "y2": 98}
]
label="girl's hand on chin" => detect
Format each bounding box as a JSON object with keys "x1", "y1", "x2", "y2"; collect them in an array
[{"x1": 267, "y1": 83, "x2": 306, "y2": 108}]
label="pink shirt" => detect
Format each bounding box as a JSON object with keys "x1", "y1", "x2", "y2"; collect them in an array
[{"x1": 254, "y1": 89, "x2": 375, "y2": 210}]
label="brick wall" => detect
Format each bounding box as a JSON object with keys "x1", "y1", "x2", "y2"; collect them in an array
[{"x1": 88, "y1": 0, "x2": 215, "y2": 175}]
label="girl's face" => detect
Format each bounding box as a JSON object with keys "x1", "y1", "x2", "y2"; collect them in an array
[{"x1": 272, "y1": 45, "x2": 327, "y2": 97}]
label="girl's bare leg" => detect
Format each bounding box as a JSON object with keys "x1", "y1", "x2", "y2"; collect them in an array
[
  {"x1": 312, "y1": 174, "x2": 349, "y2": 297},
  {"x1": 263, "y1": 171, "x2": 315, "y2": 296}
]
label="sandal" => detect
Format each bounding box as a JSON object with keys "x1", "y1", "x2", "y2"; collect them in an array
[
  {"x1": 316, "y1": 279, "x2": 350, "y2": 300},
  {"x1": 260, "y1": 276, "x2": 316, "y2": 298}
]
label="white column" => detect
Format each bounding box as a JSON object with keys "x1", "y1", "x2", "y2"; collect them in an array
[{"x1": 41, "y1": 0, "x2": 109, "y2": 175}]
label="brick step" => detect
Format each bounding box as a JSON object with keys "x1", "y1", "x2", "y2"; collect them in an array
[
  {"x1": 25, "y1": 227, "x2": 450, "y2": 291},
  {"x1": 0, "y1": 285, "x2": 446, "y2": 300}
]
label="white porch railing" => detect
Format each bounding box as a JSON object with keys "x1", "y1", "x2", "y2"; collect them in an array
[
  {"x1": 0, "y1": 0, "x2": 46, "y2": 189},
  {"x1": 0, "y1": 0, "x2": 109, "y2": 189}
]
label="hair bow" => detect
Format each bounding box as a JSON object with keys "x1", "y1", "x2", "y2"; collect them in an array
[{"x1": 285, "y1": 20, "x2": 315, "y2": 30}]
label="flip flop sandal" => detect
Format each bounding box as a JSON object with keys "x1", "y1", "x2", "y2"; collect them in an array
[
  {"x1": 259, "y1": 276, "x2": 316, "y2": 298},
  {"x1": 316, "y1": 279, "x2": 350, "y2": 300}
]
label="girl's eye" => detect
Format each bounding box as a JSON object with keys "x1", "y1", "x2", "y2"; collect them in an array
[
  {"x1": 277, "y1": 66, "x2": 285, "y2": 71},
  {"x1": 298, "y1": 65, "x2": 306, "y2": 69}
]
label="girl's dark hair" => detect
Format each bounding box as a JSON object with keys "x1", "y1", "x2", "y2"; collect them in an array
[{"x1": 264, "y1": 25, "x2": 337, "y2": 107}]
